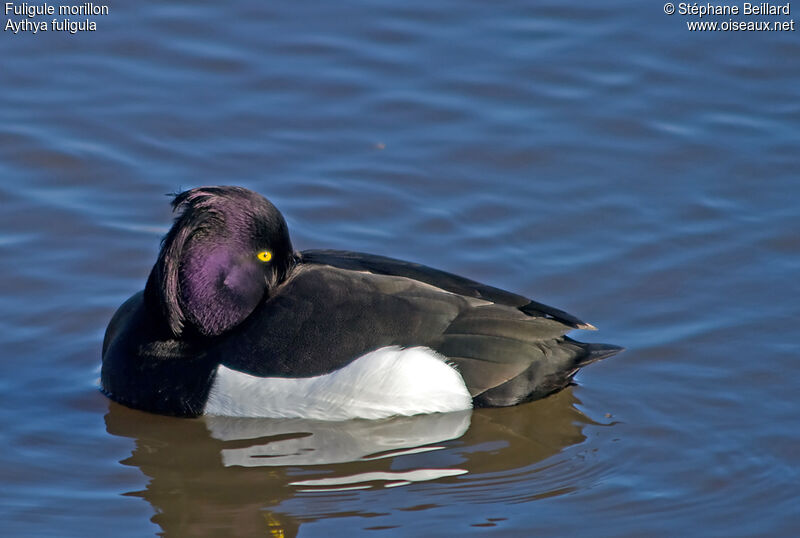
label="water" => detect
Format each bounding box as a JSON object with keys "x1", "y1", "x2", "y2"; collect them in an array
[{"x1": 1, "y1": 1, "x2": 798, "y2": 536}]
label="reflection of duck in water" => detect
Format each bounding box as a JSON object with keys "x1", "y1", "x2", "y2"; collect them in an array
[
  {"x1": 205, "y1": 410, "x2": 471, "y2": 468},
  {"x1": 105, "y1": 388, "x2": 596, "y2": 537},
  {"x1": 102, "y1": 186, "x2": 622, "y2": 420}
]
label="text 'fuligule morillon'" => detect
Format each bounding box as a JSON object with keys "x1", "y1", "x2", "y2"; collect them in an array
[{"x1": 4, "y1": 3, "x2": 109, "y2": 17}]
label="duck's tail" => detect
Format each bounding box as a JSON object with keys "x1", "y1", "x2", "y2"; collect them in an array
[{"x1": 572, "y1": 342, "x2": 625, "y2": 369}]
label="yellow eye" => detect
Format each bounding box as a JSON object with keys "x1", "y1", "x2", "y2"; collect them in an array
[{"x1": 257, "y1": 250, "x2": 272, "y2": 262}]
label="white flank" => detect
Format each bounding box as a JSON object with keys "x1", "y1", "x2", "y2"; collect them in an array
[{"x1": 203, "y1": 346, "x2": 472, "y2": 420}]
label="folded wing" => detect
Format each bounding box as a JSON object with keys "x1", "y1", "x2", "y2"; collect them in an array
[{"x1": 217, "y1": 256, "x2": 622, "y2": 406}]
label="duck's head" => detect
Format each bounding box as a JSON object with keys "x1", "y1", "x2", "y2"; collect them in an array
[{"x1": 145, "y1": 186, "x2": 295, "y2": 338}]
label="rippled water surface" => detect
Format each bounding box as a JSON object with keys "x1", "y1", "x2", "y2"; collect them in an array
[{"x1": 2, "y1": 1, "x2": 799, "y2": 536}]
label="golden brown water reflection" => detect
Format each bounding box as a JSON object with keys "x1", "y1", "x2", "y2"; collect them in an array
[{"x1": 106, "y1": 388, "x2": 600, "y2": 537}]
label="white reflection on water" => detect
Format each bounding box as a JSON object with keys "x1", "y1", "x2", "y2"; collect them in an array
[
  {"x1": 205, "y1": 409, "x2": 472, "y2": 467},
  {"x1": 291, "y1": 468, "x2": 469, "y2": 491}
]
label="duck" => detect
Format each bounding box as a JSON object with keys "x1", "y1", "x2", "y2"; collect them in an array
[{"x1": 101, "y1": 186, "x2": 622, "y2": 420}]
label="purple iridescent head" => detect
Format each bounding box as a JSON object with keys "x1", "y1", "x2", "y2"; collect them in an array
[{"x1": 145, "y1": 186, "x2": 295, "y2": 337}]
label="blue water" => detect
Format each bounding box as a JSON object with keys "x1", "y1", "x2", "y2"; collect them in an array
[{"x1": 1, "y1": 1, "x2": 798, "y2": 536}]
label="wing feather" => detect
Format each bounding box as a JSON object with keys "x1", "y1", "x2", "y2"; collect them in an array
[{"x1": 301, "y1": 250, "x2": 593, "y2": 329}]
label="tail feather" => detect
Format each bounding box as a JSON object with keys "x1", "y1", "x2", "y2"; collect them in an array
[
  {"x1": 471, "y1": 338, "x2": 623, "y2": 407},
  {"x1": 574, "y1": 342, "x2": 625, "y2": 368}
]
